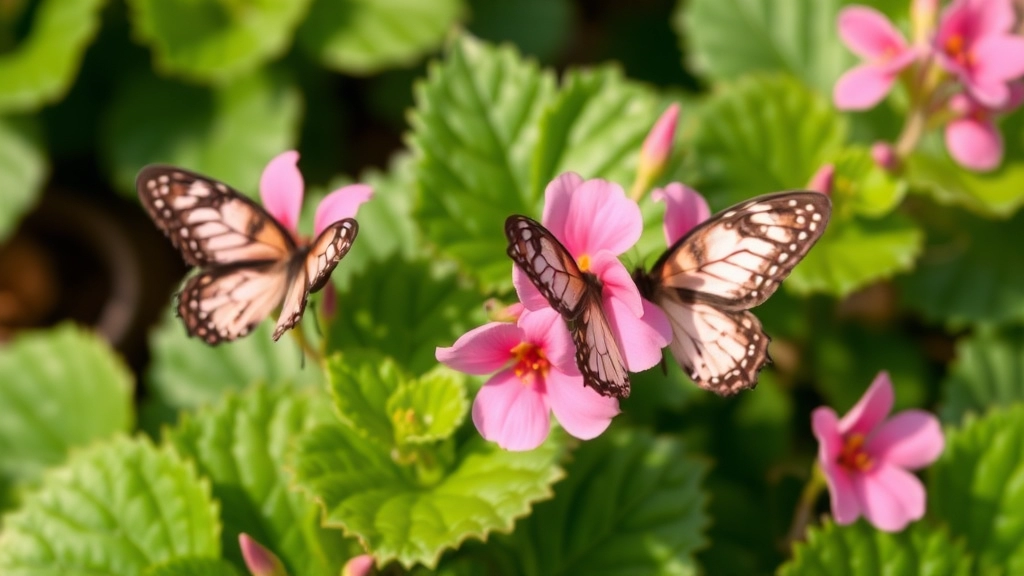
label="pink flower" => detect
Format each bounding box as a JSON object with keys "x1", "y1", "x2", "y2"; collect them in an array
[
  {"x1": 806, "y1": 164, "x2": 836, "y2": 195},
  {"x1": 944, "y1": 84, "x2": 1024, "y2": 171},
  {"x1": 812, "y1": 372, "x2": 945, "y2": 532},
  {"x1": 513, "y1": 173, "x2": 672, "y2": 373},
  {"x1": 436, "y1": 307, "x2": 620, "y2": 451},
  {"x1": 935, "y1": 0, "x2": 1024, "y2": 107},
  {"x1": 239, "y1": 533, "x2": 287, "y2": 576},
  {"x1": 651, "y1": 182, "x2": 710, "y2": 246},
  {"x1": 834, "y1": 6, "x2": 919, "y2": 110}
]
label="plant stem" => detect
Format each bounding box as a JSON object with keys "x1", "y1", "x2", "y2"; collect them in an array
[
  {"x1": 785, "y1": 462, "x2": 827, "y2": 552},
  {"x1": 290, "y1": 326, "x2": 323, "y2": 367}
]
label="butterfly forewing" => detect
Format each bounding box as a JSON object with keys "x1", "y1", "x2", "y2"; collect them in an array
[{"x1": 571, "y1": 292, "x2": 631, "y2": 397}]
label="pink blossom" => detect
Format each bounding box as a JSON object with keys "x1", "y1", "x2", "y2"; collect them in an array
[
  {"x1": 935, "y1": 0, "x2": 1024, "y2": 107},
  {"x1": 239, "y1": 534, "x2": 287, "y2": 576},
  {"x1": 651, "y1": 182, "x2": 710, "y2": 246},
  {"x1": 944, "y1": 84, "x2": 1024, "y2": 171},
  {"x1": 834, "y1": 6, "x2": 919, "y2": 110},
  {"x1": 806, "y1": 164, "x2": 836, "y2": 195},
  {"x1": 513, "y1": 173, "x2": 672, "y2": 373},
  {"x1": 436, "y1": 307, "x2": 620, "y2": 451},
  {"x1": 812, "y1": 372, "x2": 945, "y2": 532}
]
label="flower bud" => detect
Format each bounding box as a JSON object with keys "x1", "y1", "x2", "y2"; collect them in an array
[
  {"x1": 343, "y1": 554, "x2": 376, "y2": 576},
  {"x1": 239, "y1": 534, "x2": 288, "y2": 576},
  {"x1": 631, "y1": 104, "x2": 680, "y2": 199},
  {"x1": 806, "y1": 164, "x2": 835, "y2": 195}
]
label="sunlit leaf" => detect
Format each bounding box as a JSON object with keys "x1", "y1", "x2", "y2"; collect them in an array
[
  {"x1": 0, "y1": 115, "x2": 46, "y2": 242},
  {"x1": 941, "y1": 327, "x2": 1024, "y2": 424},
  {"x1": 144, "y1": 558, "x2": 241, "y2": 576}
]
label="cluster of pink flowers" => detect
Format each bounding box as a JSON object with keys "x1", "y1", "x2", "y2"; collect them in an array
[{"x1": 835, "y1": 0, "x2": 1024, "y2": 171}]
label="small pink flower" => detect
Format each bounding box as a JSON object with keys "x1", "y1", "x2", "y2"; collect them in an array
[
  {"x1": 651, "y1": 182, "x2": 710, "y2": 246},
  {"x1": 806, "y1": 164, "x2": 836, "y2": 195},
  {"x1": 513, "y1": 173, "x2": 672, "y2": 373},
  {"x1": 342, "y1": 555, "x2": 376, "y2": 576},
  {"x1": 944, "y1": 84, "x2": 1024, "y2": 171},
  {"x1": 935, "y1": 0, "x2": 1024, "y2": 107},
  {"x1": 812, "y1": 372, "x2": 945, "y2": 532},
  {"x1": 239, "y1": 533, "x2": 288, "y2": 576},
  {"x1": 834, "y1": 6, "x2": 919, "y2": 110},
  {"x1": 436, "y1": 307, "x2": 620, "y2": 451}
]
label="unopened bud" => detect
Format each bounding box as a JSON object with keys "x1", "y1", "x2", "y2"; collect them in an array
[
  {"x1": 871, "y1": 142, "x2": 899, "y2": 172},
  {"x1": 806, "y1": 164, "x2": 835, "y2": 195},
  {"x1": 239, "y1": 534, "x2": 288, "y2": 576},
  {"x1": 631, "y1": 104, "x2": 680, "y2": 200},
  {"x1": 343, "y1": 554, "x2": 376, "y2": 576}
]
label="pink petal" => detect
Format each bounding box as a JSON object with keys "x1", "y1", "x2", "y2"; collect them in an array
[
  {"x1": 823, "y1": 462, "x2": 863, "y2": 525},
  {"x1": 652, "y1": 182, "x2": 710, "y2": 246},
  {"x1": 472, "y1": 370, "x2": 551, "y2": 451},
  {"x1": 546, "y1": 368, "x2": 619, "y2": 440},
  {"x1": 877, "y1": 47, "x2": 920, "y2": 75},
  {"x1": 259, "y1": 150, "x2": 304, "y2": 232},
  {"x1": 838, "y1": 6, "x2": 909, "y2": 60},
  {"x1": 945, "y1": 116, "x2": 1003, "y2": 171},
  {"x1": 936, "y1": 0, "x2": 969, "y2": 49},
  {"x1": 605, "y1": 296, "x2": 671, "y2": 372},
  {"x1": 853, "y1": 464, "x2": 927, "y2": 532},
  {"x1": 866, "y1": 410, "x2": 945, "y2": 469},
  {"x1": 512, "y1": 265, "x2": 550, "y2": 311},
  {"x1": 812, "y1": 407, "x2": 843, "y2": 464},
  {"x1": 834, "y1": 64, "x2": 899, "y2": 110},
  {"x1": 806, "y1": 164, "x2": 835, "y2": 195},
  {"x1": 436, "y1": 322, "x2": 520, "y2": 375},
  {"x1": 813, "y1": 408, "x2": 863, "y2": 524},
  {"x1": 541, "y1": 172, "x2": 584, "y2": 244},
  {"x1": 589, "y1": 251, "x2": 643, "y2": 317},
  {"x1": 518, "y1": 308, "x2": 578, "y2": 375},
  {"x1": 839, "y1": 371, "x2": 894, "y2": 437},
  {"x1": 967, "y1": 0, "x2": 1015, "y2": 35},
  {"x1": 559, "y1": 178, "x2": 642, "y2": 257},
  {"x1": 314, "y1": 184, "x2": 373, "y2": 236},
  {"x1": 972, "y1": 36, "x2": 1024, "y2": 87}
]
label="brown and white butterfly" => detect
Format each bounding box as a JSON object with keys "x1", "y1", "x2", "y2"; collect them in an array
[
  {"x1": 137, "y1": 166, "x2": 358, "y2": 345},
  {"x1": 633, "y1": 191, "x2": 831, "y2": 396},
  {"x1": 505, "y1": 215, "x2": 631, "y2": 398}
]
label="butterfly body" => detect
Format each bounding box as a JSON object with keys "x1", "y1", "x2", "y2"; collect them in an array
[{"x1": 137, "y1": 166, "x2": 358, "y2": 345}]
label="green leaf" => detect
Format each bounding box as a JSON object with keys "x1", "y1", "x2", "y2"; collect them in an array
[
  {"x1": 0, "y1": 115, "x2": 46, "y2": 242},
  {"x1": 125, "y1": 0, "x2": 312, "y2": 82},
  {"x1": 780, "y1": 520, "x2": 972, "y2": 576},
  {"x1": 411, "y1": 34, "x2": 557, "y2": 288},
  {"x1": 466, "y1": 0, "x2": 573, "y2": 62},
  {"x1": 387, "y1": 367, "x2": 468, "y2": 445},
  {"x1": 930, "y1": 404, "x2": 1024, "y2": 573},
  {"x1": 327, "y1": 352, "x2": 406, "y2": 446},
  {"x1": 0, "y1": 323, "x2": 134, "y2": 481},
  {"x1": 293, "y1": 422, "x2": 565, "y2": 569},
  {"x1": 688, "y1": 75, "x2": 847, "y2": 208},
  {"x1": 147, "y1": 308, "x2": 323, "y2": 410},
  {"x1": 0, "y1": 0, "x2": 105, "y2": 112},
  {"x1": 325, "y1": 257, "x2": 485, "y2": 375},
  {"x1": 101, "y1": 69, "x2": 302, "y2": 197},
  {"x1": 898, "y1": 202, "x2": 1024, "y2": 327},
  {"x1": 0, "y1": 436, "x2": 221, "y2": 575},
  {"x1": 785, "y1": 211, "x2": 923, "y2": 297},
  {"x1": 831, "y1": 145, "x2": 906, "y2": 218},
  {"x1": 144, "y1": 558, "x2": 241, "y2": 576},
  {"x1": 299, "y1": 0, "x2": 464, "y2": 74},
  {"x1": 941, "y1": 327, "x2": 1024, "y2": 425},
  {"x1": 496, "y1": 428, "x2": 708, "y2": 576},
  {"x1": 165, "y1": 386, "x2": 345, "y2": 576}
]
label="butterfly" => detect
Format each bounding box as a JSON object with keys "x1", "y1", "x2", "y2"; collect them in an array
[
  {"x1": 136, "y1": 166, "x2": 358, "y2": 345},
  {"x1": 633, "y1": 191, "x2": 831, "y2": 396},
  {"x1": 505, "y1": 215, "x2": 631, "y2": 398}
]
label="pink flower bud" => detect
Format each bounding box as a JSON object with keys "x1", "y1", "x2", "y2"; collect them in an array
[
  {"x1": 239, "y1": 534, "x2": 288, "y2": 576},
  {"x1": 871, "y1": 142, "x2": 898, "y2": 171},
  {"x1": 806, "y1": 164, "x2": 835, "y2": 195},
  {"x1": 343, "y1": 554, "x2": 376, "y2": 576},
  {"x1": 632, "y1": 104, "x2": 680, "y2": 199}
]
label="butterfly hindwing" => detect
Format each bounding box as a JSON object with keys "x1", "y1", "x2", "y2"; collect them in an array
[
  {"x1": 178, "y1": 261, "x2": 290, "y2": 345},
  {"x1": 571, "y1": 291, "x2": 630, "y2": 397}
]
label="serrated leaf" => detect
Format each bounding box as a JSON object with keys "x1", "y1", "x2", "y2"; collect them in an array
[
  {"x1": 387, "y1": 367, "x2": 468, "y2": 445},
  {"x1": 0, "y1": 115, "x2": 46, "y2": 242},
  {"x1": 147, "y1": 308, "x2": 323, "y2": 410},
  {"x1": 785, "y1": 211, "x2": 923, "y2": 297},
  {"x1": 144, "y1": 558, "x2": 241, "y2": 576},
  {"x1": 496, "y1": 428, "x2": 708, "y2": 576},
  {"x1": 293, "y1": 422, "x2": 565, "y2": 569},
  {"x1": 325, "y1": 257, "x2": 485, "y2": 375},
  {"x1": 125, "y1": 0, "x2": 311, "y2": 82},
  {"x1": 0, "y1": 323, "x2": 134, "y2": 481},
  {"x1": 688, "y1": 75, "x2": 847, "y2": 208},
  {"x1": 831, "y1": 146, "x2": 906, "y2": 218},
  {"x1": 780, "y1": 520, "x2": 971, "y2": 576},
  {"x1": 165, "y1": 386, "x2": 345, "y2": 576},
  {"x1": 327, "y1": 352, "x2": 407, "y2": 447},
  {"x1": 899, "y1": 202, "x2": 1024, "y2": 327},
  {"x1": 0, "y1": 436, "x2": 221, "y2": 575},
  {"x1": 299, "y1": 0, "x2": 464, "y2": 74},
  {"x1": 101, "y1": 69, "x2": 301, "y2": 196},
  {"x1": 0, "y1": 0, "x2": 105, "y2": 112},
  {"x1": 930, "y1": 404, "x2": 1024, "y2": 573},
  {"x1": 411, "y1": 35, "x2": 557, "y2": 288},
  {"x1": 941, "y1": 327, "x2": 1024, "y2": 425}
]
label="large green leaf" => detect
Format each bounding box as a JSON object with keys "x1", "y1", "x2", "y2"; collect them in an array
[
  {"x1": 125, "y1": 0, "x2": 311, "y2": 83},
  {"x1": 299, "y1": 0, "x2": 464, "y2": 74},
  {"x1": 941, "y1": 327, "x2": 1024, "y2": 424},
  {"x1": 0, "y1": 436, "x2": 221, "y2": 575},
  {"x1": 466, "y1": 0, "x2": 572, "y2": 62},
  {"x1": 0, "y1": 0, "x2": 105, "y2": 112},
  {"x1": 101, "y1": 69, "x2": 301, "y2": 197},
  {"x1": 495, "y1": 429, "x2": 708, "y2": 576},
  {"x1": 0, "y1": 115, "x2": 46, "y2": 242},
  {"x1": 930, "y1": 404, "x2": 1024, "y2": 573},
  {"x1": 0, "y1": 324, "x2": 134, "y2": 481},
  {"x1": 165, "y1": 386, "x2": 347, "y2": 576},
  {"x1": 144, "y1": 558, "x2": 241, "y2": 576},
  {"x1": 780, "y1": 520, "x2": 971, "y2": 576}
]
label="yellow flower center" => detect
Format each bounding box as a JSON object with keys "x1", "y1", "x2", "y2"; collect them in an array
[
  {"x1": 837, "y1": 433, "x2": 874, "y2": 472},
  {"x1": 944, "y1": 34, "x2": 974, "y2": 67},
  {"x1": 577, "y1": 253, "x2": 591, "y2": 272},
  {"x1": 511, "y1": 341, "x2": 550, "y2": 387}
]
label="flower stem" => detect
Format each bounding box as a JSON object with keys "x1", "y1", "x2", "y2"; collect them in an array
[
  {"x1": 290, "y1": 326, "x2": 323, "y2": 367},
  {"x1": 785, "y1": 462, "x2": 827, "y2": 552}
]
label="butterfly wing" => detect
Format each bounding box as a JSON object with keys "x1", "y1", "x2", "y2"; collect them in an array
[
  {"x1": 271, "y1": 219, "x2": 359, "y2": 340},
  {"x1": 652, "y1": 191, "x2": 831, "y2": 310},
  {"x1": 177, "y1": 261, "x2": 290, "y2": 345},
  {"x1": 136, "y1": 165, "x2": 296, "y2": 267},
  {"x1": 505, "y1": 215, "x2": 630, "y2": 398}
]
